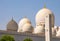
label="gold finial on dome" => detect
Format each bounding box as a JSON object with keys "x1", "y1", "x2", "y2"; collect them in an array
[{"x1": 44, "y1": 3, "x2": 46, "y2": 8}]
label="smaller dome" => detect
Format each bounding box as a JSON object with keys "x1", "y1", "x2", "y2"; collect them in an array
[
  {"x1": 22, "y1": 23, "x2": 33, "y2": 33},
  {"x1": 56, "y1": 27, "x2": 60, "y2": 37},
  {"x1": 7, "y1": 18, "x2": 18, "y2": 31},
  {"x1": 54, "y1": 26, "x2": 59, "y2": 32},
  {"x1": 33, "y1": 26, "x2": 44, "y2": 34},
  {"x1": 18, "y1": 17, "x2": 31, "y2": 32},
  {"x1": 52, "y1": 27, "x2": 56, "y2": 36},
  {"x1": 56, "y1": 30, "x2": 60, "y2": 37}
]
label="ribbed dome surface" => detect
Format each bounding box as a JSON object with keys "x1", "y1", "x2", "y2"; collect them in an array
[{"x1": 7, "y1": 19, "x2": 18, "y2": 31}]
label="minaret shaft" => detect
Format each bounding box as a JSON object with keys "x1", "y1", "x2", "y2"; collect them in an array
[{"x1": 45, "y1": 14, "x2": 52, "y2": 41}]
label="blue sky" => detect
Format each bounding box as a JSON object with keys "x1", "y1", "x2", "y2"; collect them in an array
[{"x1": 0, "y1": 0, "x2": 60, "y2": 30}]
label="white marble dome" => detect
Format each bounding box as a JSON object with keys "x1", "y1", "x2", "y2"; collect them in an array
[
  {"x1": 22, "y1": 23, "x2": 33, "y2": 33},
  {"x1": 52, "y1": 27, "x2": 56, "y2": 36},
  {"x1": 33, "y1": 26, "x2": 44, "y2": 34},
  {"x1": 18, "y1": 17, "x2": 31, "y2": 27},
  {"x1": 56, "y1": 29, "x2": 60, "y2": 37},
  {"x1": 54, "y1": 26, "x2": 59, "y2": 32},
  {"x1": 56, "y1": 27, "x2": 60, "y2": 37},
  {"x1": 18, "y1": 17, "x2": 31, "y2": 32},
  {"x1": 36, "y1": 8, "x2": 54, "y2": 27}
]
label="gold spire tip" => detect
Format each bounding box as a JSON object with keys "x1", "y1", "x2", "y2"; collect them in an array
[{"x1": 44, "y1": 3, "x2": 46, "y2": 8}]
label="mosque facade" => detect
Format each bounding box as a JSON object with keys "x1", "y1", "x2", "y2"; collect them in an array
[{"x1": 0, "y1": 7, "x2": 60, "y2": 41}]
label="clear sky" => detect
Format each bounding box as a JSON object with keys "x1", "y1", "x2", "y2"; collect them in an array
[{"x1": 0, "y1": 0, "x2": 60, "y2": 30}]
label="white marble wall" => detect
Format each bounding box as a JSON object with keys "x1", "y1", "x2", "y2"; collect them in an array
[{"x1": 0, "y1": 31, "x2": 60, "y2": 41}]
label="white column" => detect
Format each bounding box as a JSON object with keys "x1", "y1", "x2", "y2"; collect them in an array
[{"x1": 45, "y1": 14, "x2": 52, "y2": 41}]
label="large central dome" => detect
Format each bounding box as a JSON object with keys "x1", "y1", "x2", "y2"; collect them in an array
[
  {"x1": 34, "y1": 7, "x2": 55, "y2": 34},
  {"x1": 36, "y1": 8, "x2": 54, "y2": 27}
]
